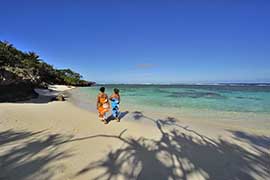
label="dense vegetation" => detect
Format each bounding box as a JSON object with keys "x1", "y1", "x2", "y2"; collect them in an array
[
  {"x1": 0, "y1": 40, "x2": 94, "y2": 102},
  {"x1": 0, "y1": 40, "x2": 93, "y2": 86}
]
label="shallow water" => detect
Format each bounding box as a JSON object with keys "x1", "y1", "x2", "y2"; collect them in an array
[{"x1": 73, "y1": 84, "x2": 270, "y2": 113}]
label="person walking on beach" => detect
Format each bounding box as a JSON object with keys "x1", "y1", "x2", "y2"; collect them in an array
[
  {"x1": 97, "y1": 87, "x2": 110, "y2": 124},
  {"x1": 110, "y1": 88, "x2": 121, "y2": 122}
]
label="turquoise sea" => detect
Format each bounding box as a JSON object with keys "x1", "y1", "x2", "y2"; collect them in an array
[{"x1": 70, "y1": 84, "x2": 270, "y2": 120}]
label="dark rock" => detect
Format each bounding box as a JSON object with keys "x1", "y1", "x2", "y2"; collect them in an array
[
  {"x1": 52, "y1": 94, "x2": 65, "y2": 101},
  {"x1": 0, "y1": 67, "x2": 41, "y2": 86},
  {"x1": 0, "y1": 68, "x2": 39, "y2": 102},
  {"x1": 74, "y1": 81, "x2": 96, "y2": 87},
  {"x1": 37, "y1": 82, "x2": 48, "y2": 89},
  {"x1": 0, "y1": 82, "x2": 38, "y2": 102}
]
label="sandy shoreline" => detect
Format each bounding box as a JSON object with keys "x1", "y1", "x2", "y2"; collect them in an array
[{"x1": 0, "y1": 86, "x2": 269, "y2": 180}]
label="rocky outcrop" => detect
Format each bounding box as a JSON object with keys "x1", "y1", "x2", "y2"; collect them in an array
[
  {"x1": 52, "y1": 94, "x2": 65, "y2": 101},
  {"x1": 76, "y1": 81, "x2": 96, "y2": 87},
  {"x1": 0, "y1": 67, "x2": 40, "y2": 85},
  {"x1": 0, "y1": 68, "x2": 39, "y2": 102},
  {"x1": 0, "y1": 82, "x2": 38, "y2": 102}
]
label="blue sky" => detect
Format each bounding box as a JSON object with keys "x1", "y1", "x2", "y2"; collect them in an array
[{"x1": 1, "y1": 0, "x2": 270, "y2": 83}]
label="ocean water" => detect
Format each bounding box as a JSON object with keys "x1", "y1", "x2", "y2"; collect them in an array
[{"x1": 71, "y1": 84, "x2": 270, "y2": 120}]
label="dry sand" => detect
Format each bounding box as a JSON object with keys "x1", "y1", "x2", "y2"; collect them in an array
[{"x1": 0, "y1": 86, "x2": 269, "y2": 180}]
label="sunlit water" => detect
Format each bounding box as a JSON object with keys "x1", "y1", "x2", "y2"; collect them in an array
[{"x1": 70, "y1": 84, "x2": 270, "y2": 121}]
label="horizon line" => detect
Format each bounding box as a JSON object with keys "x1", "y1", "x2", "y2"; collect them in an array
[{"x1": 95, "y1": 82, "x2": 270, "y2": 85}]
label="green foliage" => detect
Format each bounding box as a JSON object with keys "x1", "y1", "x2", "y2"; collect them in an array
[
  {"x1": 0, "y1": 40, "x2": 23, "y2": 67},
  {"x1": 0, "y1": 40, "x2": 89, "y2": 86}
]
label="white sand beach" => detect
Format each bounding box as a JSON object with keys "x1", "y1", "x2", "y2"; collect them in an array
[
  {"x1": 0, "y1": 86, "x2": 269, "y2": 180},
  {"x1": 2, "y1": 1, "x2": 270, "y2": 179}
]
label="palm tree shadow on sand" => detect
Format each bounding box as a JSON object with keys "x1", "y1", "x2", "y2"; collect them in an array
[
  {"x1": 0, "y1": 129, "x2": 74, "y2": 180},
  {"x1": 2, "y1": 113, "x2": 269, "y2": 180},
  {"x1": 74, "y1": 111, "x2": 270, "y2": 180}
]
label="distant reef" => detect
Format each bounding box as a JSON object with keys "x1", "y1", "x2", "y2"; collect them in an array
[{"x1": 0, "y1": 40, "x2": 95, "y2": 102}]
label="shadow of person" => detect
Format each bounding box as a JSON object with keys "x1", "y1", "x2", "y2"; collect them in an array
[
  {"x1": 118, "y1": 111, "x2": 129, "y2": 120},
  {"x1": 106, "y1": 111, "x2": 129, "y2": 124},
  {"x1": 105, "y1": 115, "x2": 115, "y2": 124}
]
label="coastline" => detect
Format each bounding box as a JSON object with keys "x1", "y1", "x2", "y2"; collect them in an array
[
  {"x1": 0, "y1": 86, "x2": 269, "y2": 179},
  {"x1": 69, "y1": 87, "x2": 270, "y2": 135}
]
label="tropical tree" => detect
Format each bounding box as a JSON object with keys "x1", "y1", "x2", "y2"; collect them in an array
[{"x1": 1, "y1": 40, "x2": 90, "y2": 86}]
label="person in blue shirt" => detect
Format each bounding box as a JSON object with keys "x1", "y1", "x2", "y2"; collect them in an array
[{"x1": 110, "y1": 88, "x2": 121, "y2": 122}]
